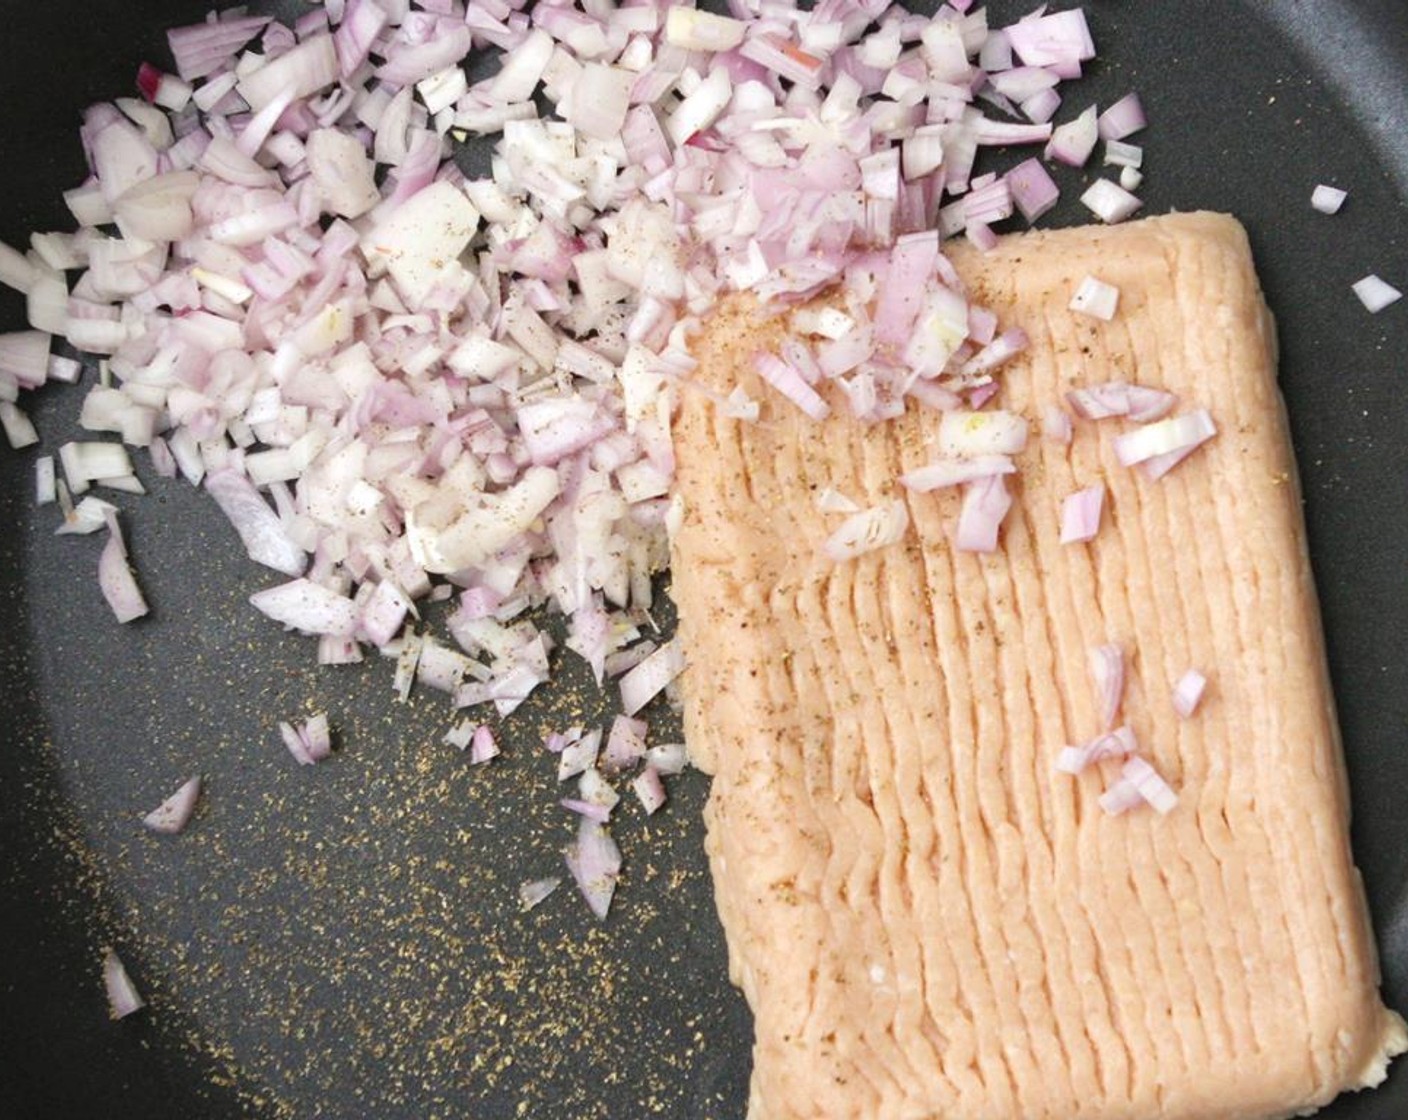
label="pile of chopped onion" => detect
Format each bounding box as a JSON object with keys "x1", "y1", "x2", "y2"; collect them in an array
[{"x1": 0, "y1": 0, "x2": 1178, "y2": 920}]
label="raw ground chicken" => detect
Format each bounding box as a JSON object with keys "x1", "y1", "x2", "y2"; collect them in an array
[{"x1": 669, "y1": 212, "x2": 1407, "y2": 1120}]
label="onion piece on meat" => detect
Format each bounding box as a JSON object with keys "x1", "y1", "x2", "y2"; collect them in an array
[
  {"x1": 1069, "y1": 275, "x2": 1119, "y2": 320},
  {"x1": 954, "y1": 473, "x2": 1012, "y2": 553},
  {"x1": 1122, "y1": 755, "x2": 1179, "y2": 814},
  {"x1": 1113, "y1": 409, "x2": 1217, "y2": 477},
  {"x1": 1172, "y1": 669, "x2": 1208, "y2": 718},
  {"x1": 1059, "y1": 483, "x2": 1105, "y2": 544},
  {"x1": 1055, "y1": 725, "x2": 1138, "y2": 774},
  {"x1": 824, "y1": 501, "x2": 910, "y2": 562},
  {"x1": 1089, "y1": 643, "x2": 1124, "y2": 729}
]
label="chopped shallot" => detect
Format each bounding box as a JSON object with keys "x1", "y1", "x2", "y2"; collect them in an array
[
  {"x1": 1121, "y1": 755, "x2": 1179, "y2": 814},
  {"x1": 518, "y1": 877, "x2": 561, "y2": 911},
  {"x1": 1352, "y1": 275, "x2": 1402, "y2": 313},
  {"x1": 279, "y1": 712, "x2": 333, "y2": 766},
  {"x1": 1056, "y1": 726, "x2": 1137, "y2": 774},
  {"x1": 1069, "y1": 276, "x2": 1119, "y2": 320},
  {"x1": 1089, "y1": 643, "x2": 1125, "y2": 729},
  {"x1": 824, "y1": 501, "x2": 910, "y2": 562},
  {"x1": 1113, "y1": 409, "x2": 1217, "y2": 477},
  {"x1": 565, "y1": 818, "x2": 621, "y2": 921},
  {"x1": 1059, "y1": 484, "x2": 1105, "y2": 544},
  {"x1": 1311, "y1": 185, "x2": 1348, "y2": 215},
  {"x1": 141, "y1": 775, "x2": 202, "y2": 834},
  {"x1": 632, "y1": 767, "x2": 668, "y2": 816},
  {"x1": 98, "y1": 515, "x2": 148, "y2": 624},
  {"x1": 103, "y1": 948, "x2": 145, "y2": 1019},
  {"x1": 1172, "y1": 669, "x2": 1208, "y2": 718},
  {"x1": 1080, "y1": 179, "x2": 1143, "y2": 223}
]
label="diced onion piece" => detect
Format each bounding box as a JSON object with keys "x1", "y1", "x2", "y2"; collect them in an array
[
  {"x1": 602, "y1": 713, "x2": 648, "y2": 773},
  {"x1": 900, "y1": 455, "x2": 1016, "y2": 492},
  {"x1": 1113, "y1": 409, "x2": 1217, "y2": 472},
  {"x1": 1122, "y1": 755, "x2": 1179, "y2": 814},
  {"x1": 1352, "y1": 275, "x2": 1402, "y2": 313},
  {"x1": 469, "y1": 725, "x2": 500, "y2": 765},
  {"x1": 1104, "y1": 140, "x2": 1143, "y2": 168},
  {"x1": 35, "y1": 456, "x2": 57, "y2": 504},
  {"x1": 565, "y1": 818, "x2": 621, "y2": 921},
  {"x1": 167, "y1": 14, "x2": 271, "y2": 81},
  {"x1": 557, "y1": 728, "x2": 602, "y2": 783},
  {"x1": 236, "y1": 33, "x2": 339, "y2": 111},
  {"x1": 954, "y1": 473, "x2": 1012, "y2": 553},
  {"x1": 142, "y1": 776, "x2": 202, "y2": 834},
  {"x1": 1089, "y1": 643, "x2": 1124, "y2": 729},
  {"x1": 1042, "y1": 405, "x2": 1072, "y2": 444},
  {"x1": 1172, "y1": 669, "x2": 1208, "y2": 718},
  {"x1": 619, "y1": 639, "x2": 684, "y2": 717},
  {"x1": 1045, "y1": 105, "x2": 1098, "y2": 167},
  {"x1": 1097, "y1": 92, "x2": 1146, "y2": 140},
  {"x1": 1005, "y1": 9, "x2": 1095, "y2": 68},
  {"x1": 251, "y1": 579, "x2": 357, "y2": 636},
  {"x1": 1059, "y1": 483, "x2": 1105, "y2": 544},
  {"x1": 1311, "y1": 184, "x2": 1347, "y2": 215},
  {"x1": 1080, "y1": 179, "x2": 1143, "y2": 223},
  {"x1": 632, "y1": 766, "x2": 667, "y2": 815},
  {"x1": 102, "y1": 949, "x2": 145, "y2": 1019},
  {"x1": 99, "y1": 521, "x2": 149, "y2": 624},
  {"x1": 938, "y1": 410, "x2": 1029, "y2": 457},
  {"x1": 1055, "y1": 725, "x2": 1138, "y2": 774},
  {"x1": 1098, "y1": 777, "x2": 1144, "y2": 816},
  {"x1": 204, "y1": 468, "x2": 308, "y2": 577},
  {"x1": 824, "y1": 501, "x2": 909, "y2": 562},
  {"x1": 0, "y1": 401, "x2": 39, "y2": 449},
  {"x1": 755, "y1": 352, "x2": 830, "y2": 421},
  {"x1": 1069, "y1": 275, "x2": 1119, "y2": 320},
  {"x1": 518, "y1": 877, "x2": 561, "y2": 911},
  {"x1": 644, "y1": 742, "x2": 688, "y2": 776},
  {"x1": 665, "y1": 9, "x2": 746, "y2": 51},
  {"x1": 1006, "y1": 158, "x2": 1059, "y2": 222}
]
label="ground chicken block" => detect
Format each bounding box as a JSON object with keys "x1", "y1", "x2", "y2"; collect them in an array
[{"x1": 669, "y1": 212, "x2": 1406, "y2": 1120}]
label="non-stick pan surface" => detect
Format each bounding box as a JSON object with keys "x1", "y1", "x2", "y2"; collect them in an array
[{"x1": 1, "y1": 2, "x2": 1405, "y2": 1118}]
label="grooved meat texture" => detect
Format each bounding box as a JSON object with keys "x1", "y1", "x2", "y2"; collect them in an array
[{"x1": 669, "y1": 213, "x2": 1407, "y2": 1120}]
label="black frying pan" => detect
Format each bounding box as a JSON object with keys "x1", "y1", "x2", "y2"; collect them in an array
[{"x1": 1, "y1": 3, "x2": 1405, "y2": 1117}]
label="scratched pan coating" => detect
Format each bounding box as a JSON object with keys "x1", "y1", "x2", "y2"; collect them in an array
[{"x1": 0, "y1": 2, "x2": 1405, "y2": 1117}]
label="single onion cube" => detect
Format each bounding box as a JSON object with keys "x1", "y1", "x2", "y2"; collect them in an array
[
  {"x1": 1080, "y1": 179, "x2": 1143, "y2": 224},
  {"x1": 632, "y1": 766, "x2": 667, "y2": 816},
  {"x1": 1069, "y1": 275, "x2": 1119, "y2": 320},
  {"x1": 1352, "y1": 275, "x2": 1402, "y2": 314},
  {"x1": 1172, "y1": 669, "x2": 1208, "y2": 718},
  {"x1": 1059, "y1": 484, "x2": 1105, "y2": 544},
  {"x1": 1311, "y1": 185, "x2": 1348, "y2": 214},
  {"x1": 1122, "y1": 756, "x2": 1179, "y2": 815}
]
